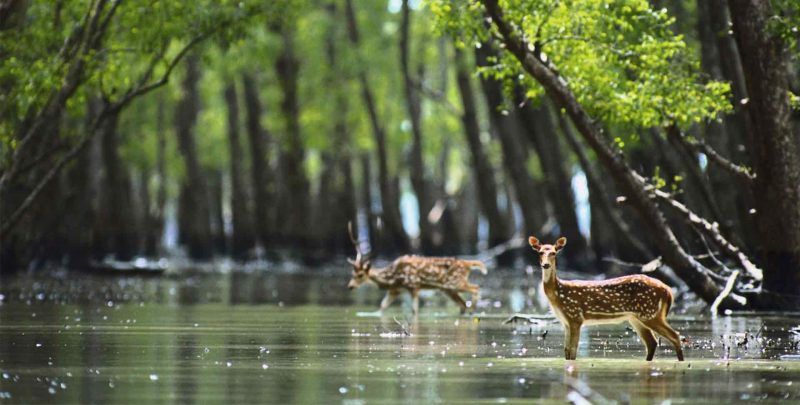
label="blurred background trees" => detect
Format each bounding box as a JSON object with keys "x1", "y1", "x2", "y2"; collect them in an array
[{"x1": 1, "y1": 0, "x2": 798, "y2": 309}]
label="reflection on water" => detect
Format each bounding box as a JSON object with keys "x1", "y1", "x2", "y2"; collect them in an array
[{"x1": 0, "y1": 267, "x2": 798, "y2": 403}]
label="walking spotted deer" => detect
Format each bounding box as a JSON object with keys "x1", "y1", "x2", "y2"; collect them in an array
[
  {"x1": 346, "y1": 223, "x2": 487, "y2": 314},
  {"x1": 529, "y1": 236, "x2": 684, "y2": 361}
]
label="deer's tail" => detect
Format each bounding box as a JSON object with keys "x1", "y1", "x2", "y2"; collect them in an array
[{"x1": 467, "y1": 260, "x2": 488, "y2": 275}]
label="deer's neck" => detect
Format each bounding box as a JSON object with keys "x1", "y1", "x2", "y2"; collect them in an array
[
  {"x1": 541, "y1": 264, "x2": 560, "y2": 295},
  {"x1": 368, "y1": 266, "x2": 393, "y2": 288}
]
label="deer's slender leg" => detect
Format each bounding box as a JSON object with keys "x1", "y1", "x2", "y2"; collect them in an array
[
  {"x1": 445, "y1": 290, "x2": 468, "y2": 314},
  {"x1": 645, "y1": 319, "x2": 684, "y2": 361},
  {"x1": 410, "y1": 289, "x2": 420, "y2": 315},
  {"x1": 379, "y1": 290, "x2": 399, "y2": 312},
  {"x1": 564, "y1": 322, "x2": 582, "y2": 360},
  {"x1": 630, "y1": 319, "x2": 658, "y2": 361},
  {"x1": 466, "y1": 285, "x2": 480, "y2": 311}
]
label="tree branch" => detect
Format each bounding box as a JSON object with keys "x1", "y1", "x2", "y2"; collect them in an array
[
  {"x1": 646, "y1": 181, "x2": 763, "y2": 282},
  {"x1": 480, "y1": 0, "x2": 745, "y2": 307},
  {"x1": 710, "y1": 270, "x2": 741, "y2": 317},
  {"x1": 557, "y1": 112, "x2": 653, "y2": 260},
  {"x1": 411, "y1": 78, "x2": 461, "y2": 116},
  {"x1": 667, "y1": 125, "x2": 755, "y2": 182},
  {"x1": 0, "y1": 33, "x2": 210, "y2": 241}
]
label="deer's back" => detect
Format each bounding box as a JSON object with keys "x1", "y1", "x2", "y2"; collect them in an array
[
  {"x1": 391, "y1": 256, "x2": 472, "y2": 289},
  {"x1": 555, "y1": 274, "x2": 673, "y2": 322}
]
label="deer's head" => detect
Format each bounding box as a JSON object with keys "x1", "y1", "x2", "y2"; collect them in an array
[
  {"x1": 347, "y1": 222, "x2": 372, "y2": 289},
  {"x1": 528, "y1": 236, "x2": 566, "y2": 270}
]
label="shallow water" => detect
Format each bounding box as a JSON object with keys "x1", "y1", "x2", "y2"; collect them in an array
[{"x1": 1, "y1": 267, "x2": 799, "y2": 403}]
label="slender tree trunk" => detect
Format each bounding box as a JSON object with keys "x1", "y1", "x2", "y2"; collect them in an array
[
  {"x1": 273, "y1": 20, "x2": 311, "y2": 246},
  {"x1": 455, "y1": 178, "x2": 480, "y2": 254},
  {"x1": 208, "y1": 168, "x2": 226, "y2": 253},
  {"x1": 316, "y1": 152, "x2": 337, "y2": 252},
  {"x1": 344, "y1": 0, "x2": 408, "y2": 252},
  {"x1": 708, "y1": 0, "x2": 758, "y2": 248},
  {"x1": 728, "y1": 0, "x2": 800, "y2": 296},
  {"x1": 138, "y1": 169, "x2": 153, "y2": 256},
  {"x1": 224, "y1": 81, "x2": 255, "y2": 260},
  {"x1": 436, "y1": 140, "x2": 461, "y2": 254},
  {"x1": 360, "y1": 153, "x2": 378, "y2": 250},
  {"x1": 400, "y1": 0, "x2": 434, "y2": 253},
  {"x1": 558, "y1": 114, "x2": 653, "y2": 261},
  {"x1": 242, "y1": 73, "x2": 274, "y2": 250},
  {"x1": 453, "y1": 47, "x2": 510, "y2": 249},
  {"x1": 325, "y1": 1, "x2": 357, "y2": 254},
  {"x1": 481, "y1": 0, "x2": 735, "y2": 305},
  {"x1": 475, "y1": 46, "x2": 545, "y2": 239},
  {"x1": 97, "y1": 109, "x2": 137, "y2": 260},
  {"x1": 153, "y1": 94, "x2": 167, "y2": 256},
  {"x1": 175, "y1": 55, "x2": 213, "y2": 260},
  {"x1": 693, "y1": 0, "x2": 750, "y2": 244},
  {"x1": 516, "y1": 96, "x2": 589, "y2": 260}
]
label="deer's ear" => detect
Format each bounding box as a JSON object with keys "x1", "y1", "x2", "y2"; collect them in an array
[
  {"x1": 555, "y1": 237, "x2": 567, "y2": 251},
  {"x1": 347, "y1": 258, "x2": 356, "y2": 265},
  {"x1": 528, "y1": 236, "x2": 541, "y2": 251}
]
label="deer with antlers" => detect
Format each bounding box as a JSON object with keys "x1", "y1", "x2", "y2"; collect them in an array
[
  {"x1": 346, "y1": 223, "x2": 487, "y2": 314},
  {"x1": 529, "y1": 236, "x2": 684, "y2": 361}
]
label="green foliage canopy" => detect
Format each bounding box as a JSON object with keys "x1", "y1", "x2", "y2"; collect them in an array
[{"x1": 429, "y1": 0, "x2": 732, "y2": 130}]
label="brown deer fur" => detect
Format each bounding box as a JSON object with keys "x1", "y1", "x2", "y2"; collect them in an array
[
  {"x1": 529, "y1": 236, "x2": 684, "y2": 361},
  {"x1": 346, "y1": 224, "x2": 486, "y2": 314}
]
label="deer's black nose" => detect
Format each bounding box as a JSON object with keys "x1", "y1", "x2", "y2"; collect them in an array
[{"x1": 542, "y1": 263, "x2": 551, "y2": 269}]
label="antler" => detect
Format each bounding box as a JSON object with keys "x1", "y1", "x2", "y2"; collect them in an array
[{"x1": 348, "y1": 221, "x2": 363, "y2": 264}]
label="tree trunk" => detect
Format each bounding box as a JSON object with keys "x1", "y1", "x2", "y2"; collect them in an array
[
  {"x1": 693, "y1": 0, "x2": 750, "y2": 244},
  {"x1": 728, "y1": 0, "x2": 800, "y2": 296},
  {"x1": 400, "y1": 0, "x2": 434, "y2": 253},
  {"x1": 175, "y1": 55, "x2": 213, "y2": 260},
  {"x1": 152, "y1": 94, "x2": 167, "y2": 256},
  {"x1": 453, "y1": 47, "x2": 510, "y2": 249},
  {"x1": 242, "y1": 72, "x2": 274, "y2": 249},
  {"x1": 344, "y1": 0, "x2": 408, "y2": 253},
  {"x1": 96, "y1": 109, "x2": 138, "y2": 260},
  {"x1": 558, "y1": 114, "x2": 653, "y2": 262},
  {"x1": 273, "y1": 20, "x2": 311, "y2": 246},
  {"x1": 207, "y1": 169, "x2": 226, "y2": 253},
  {"x1": 516, "y1": 96, "x2": 589, "y2": 262},
  {"x1": 481, "y1": 0, "x2": 735, "y2": 305},
  {"x1": 316, "y1": 152, "x2": 338, "y2": 252},
  {"x1": 224, "y1": 81, "x2": 255, "y2": 260},
  {"x1": 475, "y1": 46, "x2": 545, "y2": 239},
  {"x1": 360, "y1": 153, "x2": 379, "y2": 251},
  {"x1": 324, "y1": 1, "x2": 357, "y2": 254}
]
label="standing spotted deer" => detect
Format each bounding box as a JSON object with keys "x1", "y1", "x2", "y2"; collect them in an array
[
  {"x1": 346, "y1": 223, "x2": 487, "y2": 314},
  {"x1": 529, "y1": 236, "x2": 684, "y2": 361}
]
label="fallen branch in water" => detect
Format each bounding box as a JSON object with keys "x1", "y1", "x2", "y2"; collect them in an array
[
  {"x1": 473, "y1": 236, "x2": 527, "y2": 262},
  {"x1": 711, "y1": 270, "x2": 741, "y2": 317},
  {"x1": 503, "y1": 313, "x2": 551, "y2": 325},
  {"x1": 393, "y1": 316, "x2": 411, "y2": 336}
]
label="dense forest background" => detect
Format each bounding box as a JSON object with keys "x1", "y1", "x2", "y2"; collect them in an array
[{"x1": 0, "y1": 0, "x2": 798, "y2": 310}]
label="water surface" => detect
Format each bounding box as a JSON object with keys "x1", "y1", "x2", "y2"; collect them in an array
[{"x1": 1, "y1": 267, "x2": 798, "y2": 403}]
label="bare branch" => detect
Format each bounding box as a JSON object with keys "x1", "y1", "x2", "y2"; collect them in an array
[
  {"x1": 108, "y1": 35, "x2": 208, "y2": 115},
  {"x1": 411, "y1": 78, "x2": 461, "y2": 116},
  {"x1": 646, "y1": 180, "x2": 763, "y2": 281},
  {"x1": 667, "y1": 125, "x2": 755, "y2": 182},
  {"x1": 711, "y1": 270, "x2": 742, "y2": 317},
  {"x1": 0, "y1": 33, "x2": 211, "y2": 241},
  {"x1": 0, "y1": 127, "x2": 95, "y2": 239}
]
